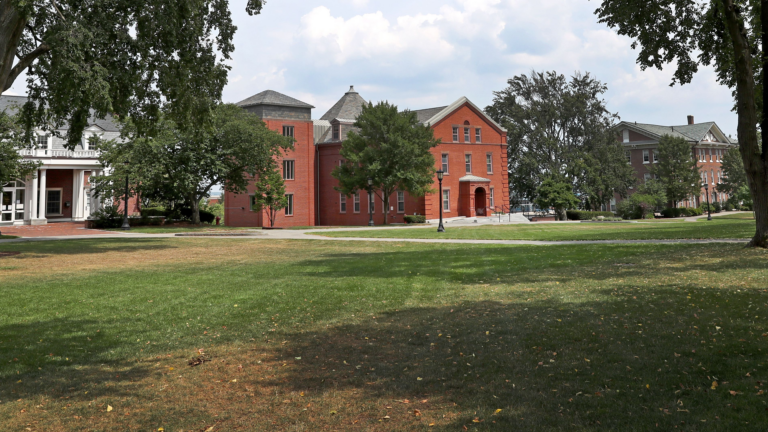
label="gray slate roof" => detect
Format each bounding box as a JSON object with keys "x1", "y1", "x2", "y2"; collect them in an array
[
  {"x1": 632, "y1": 122, "x2": 718, "y2": 142},
  {"x1": 236, "y1": 90, "x2": 314, "y2": 109},
  {"x1": 0, "y1": 94, "x2": 120, "y2": 132},
  {"x1": 411, "y1": 106, "x2": 447, "y2": 124},
  {"x1": 320, "y1": 86, "x2": 368, "y2": 121}
]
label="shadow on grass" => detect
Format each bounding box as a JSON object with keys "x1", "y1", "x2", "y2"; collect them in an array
[
  {"x1": 0, "y1": 238, "x2": 179, "y2": 258},
  {"x1": 257, "y1": 294, "x2": 765, "y2": 430}
]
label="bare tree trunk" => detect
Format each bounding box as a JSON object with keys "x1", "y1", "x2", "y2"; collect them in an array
[
  {"x1": 0, "y1": 1, "x2": 27, "y2": 92},
  {"x1": 723, "y1": 0, "x2": 768, "y2": 247}
]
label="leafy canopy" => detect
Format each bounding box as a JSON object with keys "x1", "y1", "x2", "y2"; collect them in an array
[
  {"x1": 1, "y1": 0, "x2": 267, "y2": 148},
  {"x1": 534, "y1": 176, "x2": 580, "y2": 220},
  {"x1": 93, "y1": 103, "x2": 292, "y2": 223},
  {"x1": 649, "y1": 134, "x2": 701, "y2": 205},
  {"x1": 717, "y1": 147, "x2": 748, "y2": 195},
  {"x1": 333, "y1": 101, "x2": 440, "y2": 224},
  {"x1": 252, "y1": 166, "x2": 288, "y2": 228},
  {"x1": 0, "y1": 111, "x2": 39, "y2": 185}
]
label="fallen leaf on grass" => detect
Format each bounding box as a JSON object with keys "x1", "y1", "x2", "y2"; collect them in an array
[
  {"x1": 493, "y1": 409, "x2": 502, "y2": 415},
  {"x1": 711, "y1": 382, "x2": 718, "y2": 390},
  {"x1": 729, "y1": 391, "x2": 738, "y2": 396},
  {"x1": 106, "y1": 405, "x2": 113, "y2": 412},
  {"x1": 414, "y1": 409, "x2": 421, "y2": 416}
]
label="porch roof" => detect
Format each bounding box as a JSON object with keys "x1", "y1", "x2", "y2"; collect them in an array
[{"x1": 459, "y1": 175, "x2": 491, "y2": 182}]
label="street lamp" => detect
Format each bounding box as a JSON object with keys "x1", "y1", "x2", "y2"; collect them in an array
[
  {"x1": 704, "y1": 182, "x2": 712, "y2": 221},
  {"x1": 367, "y1": 177, "x2": 374, "y2": 227},
  {"x1": 121, "y1": 160, "x2": 131, "y2": 230},
  {"x1": 436, "y1": 170, "x2": 445, "y2": 233}
]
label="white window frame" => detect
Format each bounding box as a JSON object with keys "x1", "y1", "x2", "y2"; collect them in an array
[
  {"x1": 284, "y1": 194, "x2": 294, "y2": 216},
  {"x1": 475, "y1": 128, "x2": 482, "y2": 143},
  {"x1": 46, "y1": 188, "x2": 63, "y2": 216},
  {"x1": 397, "y1": 191, "x2": 405, "y2": 213},
  {"x1": 441, "y1": 153, "x2": 449, "y2": 173},
  {"x1": 332, "y1": 124, "x2": 340, "y2": 141},
  {"x1": 643, "y1": 173, "x2": 651, "y2": 182},
  {"x1": 642, "y1": 150, "x2": 650, "y2": 164},
  {"x1": 709, "y1": 149, "x2": 713, "y2": 162},
  {"x1": 340, "y1": 194, "x2": 347, "y2": 213},
  {"x1": 452, "y1": 127, "x2": 459, "y2": 142},
  {"x1": 465, "y1": 154, "x2": 472, "y2": 174},
  {"x1": 464, "y1": 127, "x2": 470, "y2": 142},
  {"x1": 282, "y1": 160, "x2": 295, "y2": 181},
  {"x1": 486, "y1": 153, "x2": 493, "y2": 174},
  {"x1": 442, "y1": 189, "x2": 450, "y2": 212},
  {"x1": 353, "y1": 193, "x2": 360, "y2": 213},
  {"x1": 653, "y1": 151, "x2": 659, "y2": 163},
  {"x1": 622, "y1": 129, "x2": 629, "y2": 143},
  {"x1": 490, "y1": 187, "x2": 495, "y2": 209}
]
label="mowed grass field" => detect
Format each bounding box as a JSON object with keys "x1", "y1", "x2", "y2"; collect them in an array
[
  {"x1": 317, "y1": 217, "x2": 756, "y2": 241},
  {"x1": 0, "y1": 238, "x2": 767, "y2": 431}
]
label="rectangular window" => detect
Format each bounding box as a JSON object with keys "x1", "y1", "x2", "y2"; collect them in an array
[
  {"x1": 709, "y1": 149, "x2": 712, "y2": 162},
  {"x1": 442, "y1": 190, "x2": 450, "y2": 212},
  {"x1": 46, "y1": 189, "x2": 62, "y2": 215},
  {"x1": 490, "y1": 187, "x2": 495, "y2": 208},
  {"x1": 353, "y1": 193, "x2": 360, "y2": 213},
  {"x1": 643, "y1": 150, "x2": 650, "y2": 164},
  {"x1": 464, "y1": 127, "x2": 470, "y2": 142},
  {"x1": 340, "y1": 194, "x2": 347, "y2": 213},
  {"x1": 475, "y1": 128, "x2": 482, "y2": 143},
  {"x1": 486, "y1": 153, "x2": 493, "y2": 174},
  {"x1": 282, "y1": 160, "x2": 295, "y2": 180},
  {"x1": 441, "y1": 153, "x2": 449, "y2": 173},
  {"x1": 452, "y1": 127, "x2": 459, "y2": 142},
  {"x1": 643, "y1": 173, "x2": 651, "y2": 182},
  {"x1": 250, "y1": 195, "x2": 258, "y2": 211},
  {"x1": 332, "y1": 124, "x2": 340, "y2": 141},
  {"x1": 653, "y1": 151, "x2": 659, "y2": 163},
  {"x1": 36, "y1": 134, "x2": 48, "y2": 148},
  {"x1": 465, "y1": 154, "x2": 472, "y2": 173},
  {"x1": 284, "y1": 194, "x2": 294, "y2": 216},
  {"x1": 397, "y1": 191, "x2": 405, "y2": 213},
  {"x1": 282, "y1": 125, "x2": 295, "y2": 138},
  {"x1": 625, "y1": 151, "x2": 631, "y2": 163}
]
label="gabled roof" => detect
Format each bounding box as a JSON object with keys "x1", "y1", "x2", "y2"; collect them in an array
[
  {"x1": 412, "y1": 106, "x2": 447, "y2": 124},
  {"x1": 320, "y1": 86, "x2": 368, "y2": 121},
  {"x1": 415, "y1": 97, "x2": 507, "y2": 133},
  {"x1": 0, "y1": 95, "x2": 120, "y2": 132},
  {"x1": 236, "y1": 90, "x2": 314, "y2": 109},
  {"x1": 617, "y1": 121, "x2": 735, "y2": 145}
]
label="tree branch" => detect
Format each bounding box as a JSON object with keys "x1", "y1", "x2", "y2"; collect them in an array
[
  {"x1": 50, "y1": 0, "x2": 66, "y2": 21},
  {"x1": 3, "y1": 43, "x2": 50, "y2": 92}
]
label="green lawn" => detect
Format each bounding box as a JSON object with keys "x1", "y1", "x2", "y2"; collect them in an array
[
  {"x1": 105, "y1": 225, "x2": 257, "y2": 234},
  {"x1": 318, "y1": 218, "x2": 756, "y2": 241},
  {"x1": 701, "y1": 213, "x2": 756, "y2": 221},
  {"x1": 0, "y1": 238, "x2": 766, "y2": 431}
]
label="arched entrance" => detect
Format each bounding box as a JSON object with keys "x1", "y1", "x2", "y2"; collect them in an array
[{"x1": 474, "y1": 187, "x2": 487, "y2": 216}]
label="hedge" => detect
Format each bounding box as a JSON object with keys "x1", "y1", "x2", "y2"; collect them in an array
[
  {"x1": 140, "y1": 207, "x2": 166, "y2": 217},
  {"x1": 404, "y1": 215, "x2": 426, "y2": 224},
  {"x1": 660, "y1": 207, "x2": 704, "y2": 218},
  {"x1": 566, "y1": 210, "x2": 615, "y2": 221}
]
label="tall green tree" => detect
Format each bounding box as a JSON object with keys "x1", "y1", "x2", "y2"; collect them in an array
[
  {"x1": 1, "y1": 0, "x2": 267, "y2": 148},
  {"x1": 0, "y1": 111, "x2": 38, "y2": 185},
  {"x1": 650, "y1": 135, "x2": 702, "y2": 207},
  {"x1": 534, "y1": 176, "x2": 580, "y2": 221},
  {"x1": 333, "y1": 102, "x2": 440, "y2": 225},
  {"x1": 485, "y1": 70, "x2": 635, "y2": 210},
  {"x1": 94, "y1": 104, "x2": 292, "y2": 224},
  {"x1": 594, "y1": 0, "x2": 768, "y2": 246},
  {"x1": 718, "y1": 147, "x2": 748, "y2": 196},
  {"x1": 252, "y1": 166, "x2": 287, "y2": 228}
]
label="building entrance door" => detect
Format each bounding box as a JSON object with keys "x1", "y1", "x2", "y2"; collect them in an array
[
  {"x1": 1, "y1": 181, "x2": 26, "y2": 224},
  {"x1": 475, "y1": 187, "x2": 487, "y2": 216}
]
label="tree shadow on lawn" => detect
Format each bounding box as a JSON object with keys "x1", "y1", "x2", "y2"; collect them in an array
[
  {"x1": 0, "y1": 238, "x2": 180, "y2": 258},
  {"x1": 252, "y1": 292, "x2": 766, "y2": 431}
]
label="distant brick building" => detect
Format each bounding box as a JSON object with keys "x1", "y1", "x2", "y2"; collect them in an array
[
  {"x1": 225, "y1": 87, "x2": 509, "y2": 227},
  {"x1": 616, "y1": 116, "x2": 738, "y2": 208}
]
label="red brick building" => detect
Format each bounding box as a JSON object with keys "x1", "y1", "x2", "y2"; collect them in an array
[
  {"x1": 616, "y1": 116, "x2": 738, "y2": 208},
  {"x1": 225, "y1": 87, "x2": 509, "y2": 227}
]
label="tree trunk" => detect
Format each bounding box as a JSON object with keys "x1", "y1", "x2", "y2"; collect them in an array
[
  {"x1": 0, "y1": 1, "x2": 27, "y2": 92},
  {"x1": 722, "y1": 0, "x2": 768, "y2": 247},
  {"x1": 191, "y1": 196, "x2": 201, "y2": 224},
  {"x1": 382, "y1": 193, "x2": 390, "y2": 225}
]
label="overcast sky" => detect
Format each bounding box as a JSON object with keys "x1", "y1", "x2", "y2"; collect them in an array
[{"x1": 2, "y1": 0, "x2": 738, "y2": 136}]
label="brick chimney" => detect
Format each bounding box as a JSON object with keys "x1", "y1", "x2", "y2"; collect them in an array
[{"x1": 687, "y1": 115, "x2": 694, "y2": 125}]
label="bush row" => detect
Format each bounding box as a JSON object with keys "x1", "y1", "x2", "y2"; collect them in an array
[
  {"x1": 141, "y1": 207, "x2": 216, "y2": 223},
  {"x1": 566, "y1": 210, "x2": 615, "y2": 221},
  {"x1": 404, "y1": 215, "x2": 426, "y2": 224},
  {"x1": 660, "y1": 207, "x2": 704, "y2": 218}
]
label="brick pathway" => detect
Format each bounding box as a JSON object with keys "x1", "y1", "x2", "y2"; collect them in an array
[{"x1": 0, "y1": 222, "x2": 114, "y2": 238}]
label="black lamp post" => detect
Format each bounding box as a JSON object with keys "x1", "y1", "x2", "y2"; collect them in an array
[
  {"x1": 704, "y1": 182, "x2": 712, "y2": 221},
  {"x1": 367, "y1": 177, "x2": 374, "y2": 227},
  {"x1": 436, "y1": 170, "x2": 445, "y2": 232},
  {"x1": 121, "y1": 161, "x2": 131, "y2": 230}
]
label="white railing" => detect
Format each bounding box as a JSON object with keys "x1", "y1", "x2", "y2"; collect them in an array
[{"x1": 18, "y1": 149, "x2": 99, "y2": 158}]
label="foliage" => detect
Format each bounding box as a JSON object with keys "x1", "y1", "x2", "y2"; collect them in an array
[
  {"x1": 198, "y1": 210, "x2": 216, "y2": 224},
  {"x1": 717, "y1": 148, "x2": 747, "y2": 195},
  {"x1": 2, "y1": 0, "x2": 267, "y2": 149},
  {"x1": 403, "y1": 215, "x2": 426, "y2": 224},
  {"x1": 617, "y1": 180, "x2": 668, "y2": 219},
  {"x1": 733, "y1": 184, "x2": 754, "y2": 208},
  {"x1": 594, "y1": 0, "x2": 768, "y2": 246},
  {"x1": 0, "y1": 111, "x2": 39, "y2": 185},
  {"x1": 93, "y1": 104, "x2": 292, "y2": 224},
  {"x1": 140, "y1": 207, "x2": 166, "y2": 217},
  {"x1": 333, "y1": 102, "x2": 439, "y2": 225},
  {"x1": 649, "y1": 135, "x2": 701, "y2": 205},
  {"x1": 252, "y1": 166, "x2": 287, "y2": 228},
  {"x1": 485, "y1": 70, "x2": 635, "y2": 209},
  {"x1": 566, "y1": 210, "x2": 615, "y2": 221},
  {"x1": 534, "y1": 176, "x2": 580, "y2": 220},
  {"x1": 660, "y1": 207, "x2": 704, "y2": 219},
  {"x1": 90, "y1": 204, "x2": 123, "y2": 228}
]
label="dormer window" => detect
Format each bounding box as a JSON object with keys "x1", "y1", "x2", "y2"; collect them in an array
[
  {"x1": 36, "y1": 134, "x2": 49, "y2": 148},
  {"x1": 332, "y1": 124, "x2": 340, "y2": 141}
]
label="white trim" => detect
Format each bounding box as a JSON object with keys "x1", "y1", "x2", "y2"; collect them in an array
[
  {"x1": 423, "y1": 96, "x2": 508, "y2": 133},
  {"x1": 45, "y1": 188, "x2": 64, "y2": 216}
]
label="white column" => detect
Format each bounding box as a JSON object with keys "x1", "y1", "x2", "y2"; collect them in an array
[
  {"x1": 26, "y1": 172, "x2": 36, "y2": 223},
  {"x1": 37, "y1": 168, "x2": 47, "y2": 220},
  {"x1": 72, "y1": 169, "x2": 84, "y2": 221}
]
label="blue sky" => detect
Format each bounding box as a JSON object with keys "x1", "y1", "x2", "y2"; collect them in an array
[{"x1": 2, "y1": 0, "x2": 738, "y2": 136}]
